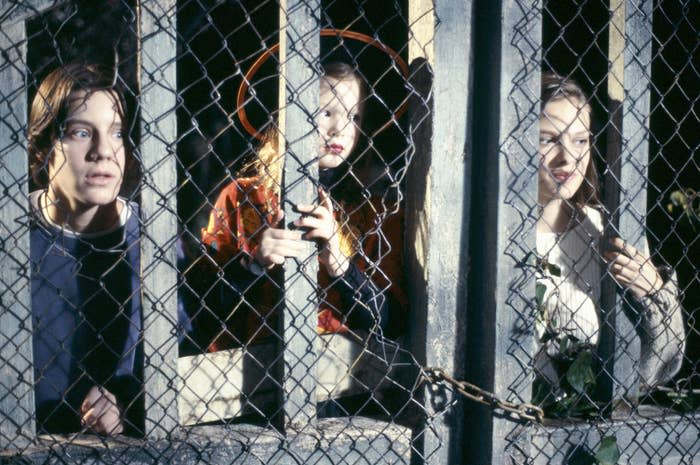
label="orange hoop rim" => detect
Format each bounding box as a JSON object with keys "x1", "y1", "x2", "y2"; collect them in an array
[{"x1": 236, "y1": 28, "x2": 410, "y2": 140}]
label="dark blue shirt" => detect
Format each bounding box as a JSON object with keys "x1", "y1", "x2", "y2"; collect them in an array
[{"x1": 30, "y1": 195, "x2": 142, "y2": 433}]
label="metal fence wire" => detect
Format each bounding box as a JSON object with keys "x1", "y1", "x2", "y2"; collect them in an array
[{"x1": 0, "y1": 0, "x2": 697, "y2": 464}]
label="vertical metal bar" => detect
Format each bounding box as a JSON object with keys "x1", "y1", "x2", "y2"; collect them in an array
[
  {"x1": 465, "y1": 0, "x2": 541, "y2": 463},
  {"x1": 0, "y1": 20, "x2": 34, "y2": 448},
  {"x1": 406, "y1": 0, "x2": 471, "y2": 463},
  {"x1": 280, "y1": 0, "x2": 320, "y2": 429},
  {"x1": 139, "y1": 0, "x2": 179, "y2": 438}
]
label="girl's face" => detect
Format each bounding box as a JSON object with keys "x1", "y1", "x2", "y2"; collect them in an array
[
  {"x1": 538, "y1": 97, "x2": 591, "y2": 204},
  {"x1": 317, "y1": 75, "x2": 364, "y2": 169},
  {"x1": 48, "y1": 89, "x2": 126, "y2": 211}
]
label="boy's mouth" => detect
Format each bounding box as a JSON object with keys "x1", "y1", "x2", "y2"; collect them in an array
[{"x1": 85, "y1": 171, "x2": 116, "y2": 186}]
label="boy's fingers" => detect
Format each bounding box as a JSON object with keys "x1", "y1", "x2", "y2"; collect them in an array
[{"x1": 81, "y1": 408, "x2": 95, "y2": 427}]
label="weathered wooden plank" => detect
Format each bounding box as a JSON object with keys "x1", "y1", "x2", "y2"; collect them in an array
[
  {"x1": 464, "y1": 0, "x2": 541, "y2": 463},
  {"x1": 531, "y1": 413, "x2": 700, "y2": 464},
  {"x1": 0, "y1": 19, "x2": 34, "y2": 449},
  {"x1": 614, "y1": 0, "x2": 654, "y2": 400},
  {"x1": 405, "y1": 0, "x2": 471, "y2": 463},
  {"x1": 0, "y1": 0, "x2": 55, "y2": 27},
  {"x1": 280, "y1": 0, "x2": 320, "y2": 429},
  {"x1": 139, "y1": 0, "x2": 179, "y2": 439},
  {"x1": 1, "y1": 418, "x2": 412, "y2": 464},
  {"x1": 599, "y1": 0, "x2": 653, "y2": 413}
]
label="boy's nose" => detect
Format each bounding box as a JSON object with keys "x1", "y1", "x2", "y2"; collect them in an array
[{"x1": 89, "y1": 134, "x2": 117, "y2": 161}]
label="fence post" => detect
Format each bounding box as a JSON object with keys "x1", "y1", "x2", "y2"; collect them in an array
[
  {"x1": 406, "y1": 0, "x2": 472, "y2": 463},
  {"x1": 599, "y1": 0, "x2": 653, "y2": 413},
  {"x1": 139, "y1": 0, "x2": 180, "y2": 439},
  {"x1": 0, "y1": 19, "x2": 34, "y2": 449},
  {"x1": 465, "y1": 0, "x2": 541, "y2": 463},
  {"x1": 279, "y1": 0, "x2": 320, "y2": 430}
]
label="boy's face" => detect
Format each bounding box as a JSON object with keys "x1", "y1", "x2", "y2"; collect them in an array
[
  {"x1": 317, "y1": 76, "x2": 363, "y2": 169},
  {"x1": 48, "y1": 90, "x2": 126, "y2": 211}
]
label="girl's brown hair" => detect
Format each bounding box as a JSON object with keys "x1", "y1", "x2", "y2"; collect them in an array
[
  {"x1": 28, "y1": 63, "x2": 130, "y2": 186},
  {"x1": 541, "y1": 71, "x2": 600, "y2": 207}
]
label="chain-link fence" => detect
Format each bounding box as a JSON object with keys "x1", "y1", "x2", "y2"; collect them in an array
[
  {"x1": 0, "y1": 0, "x2": 697, "y2": 464},
  {"x1": 461, "y1": 0, "x2": 699, "y2": 463}
]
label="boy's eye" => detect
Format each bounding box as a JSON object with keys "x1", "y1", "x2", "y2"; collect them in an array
[
  {"x1": 573, "y1": 138, "x2": 589, "y2": 146},
  {"x1": 351, "y1": 114, "x2": 360, "y2": 122},
  {"x1": 539, "y1": 135, "x2": 555, "y2": 145},
  {"x1": 71, "y1": 128, "x2": 91, "y2": 139},
  {"x1": 114, "y1": 129, "x2": 124, "y2": 139},
  {"x1": 322, "y1": 110, "x2": 331, "y2": 118}
]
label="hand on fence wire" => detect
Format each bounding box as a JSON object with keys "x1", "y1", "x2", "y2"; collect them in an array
[
  {"x1": 603, "y1": 237, "x2": 663, "y2": 299},
  {"x1": 254, "y1": 209, "x2": 305, "y2": 268},
  {"x1": 295, "y1": 188, "x2": 349, "y2": 277},
  {"x1": 422, "y1": 367, "x2": 545, "y2": 424},
  {"x1": 80, "y1": 385, "x2": 124, "y2": 435}
]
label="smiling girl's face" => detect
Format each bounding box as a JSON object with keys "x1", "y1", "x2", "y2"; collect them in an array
[
  {"x1": 317, "y1": 75, "x2": 364, "y2": 169},
  {"x1": 538, "y1": 97, "x2": 591, "y2": 204}
]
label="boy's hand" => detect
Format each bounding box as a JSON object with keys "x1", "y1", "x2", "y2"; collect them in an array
[
  {"x1": 80, "y1": 386, "x2": 124, "y2": 435},
  {"x1": 295, "y1": 188, "x2": 349, "y2": 277},
  {"x1": 254, "y1": 209, "x2": 306, "y2": 268}
]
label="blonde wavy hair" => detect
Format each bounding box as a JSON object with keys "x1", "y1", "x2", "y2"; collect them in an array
[{"x1": 239, "y1": 62, "x2": 367, "y2": 255}]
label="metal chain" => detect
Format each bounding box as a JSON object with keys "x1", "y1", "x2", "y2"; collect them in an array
[{"x1": 421, "y1": 367, "x2": 545, "y2": 424}]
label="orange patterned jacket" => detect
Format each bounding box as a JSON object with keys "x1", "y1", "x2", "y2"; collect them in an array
[{"x1": 195, "y1": 177, "x2": 406, "y2": 351}]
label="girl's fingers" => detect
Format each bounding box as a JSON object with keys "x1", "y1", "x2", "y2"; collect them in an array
[
  {"x1": 604, "y1": 251, "x2": 633, "y2": 267},
  {"x1": 608, "y1": 256, "x2": 662, "y2": 298},
  {"x1": 266, "y1": 253, "x2": 285, "y2": 265},
  {"x1": 295, "y1": 204, "x2": 331, "y2": 221},
  {"x1": 304, "y1": 228, "x2": 333, "y2": 241},
  {"x1": 295, "y1": 215, "x2": 327, "y2": 231},
  {"x1": 319, "y1": 188, "x2": 334, "y2": 213},
  {"x1": 609, "y1": 237, "x2": 644, "y2": 259},
  {"x1": 271, "y1": 241, "x2": 306, "y2": 255},
  {"x1": 270, "y1": 208, "x2": 285, "y2": 226},
  {"x1": 265, "y1": 228, "x2": 303, "y2": 241}
]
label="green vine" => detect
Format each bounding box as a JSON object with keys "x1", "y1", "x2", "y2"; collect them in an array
[
  {"x1": 666, "y1": 188, "x2": 699, "y2": 231},
  {"x1": 532, "y1": 253, "x2": 602, "y2": 419}
]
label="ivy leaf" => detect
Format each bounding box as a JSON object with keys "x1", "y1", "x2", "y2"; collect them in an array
[
  {"x1": 566, "y1": 350, "x2": 595, "y2": 394},
  {"x1": 669, "y1": 190, "x2": 688, "y2": 208},
  {"x1": 546, "y1": 263, "x2": 562, "y2": 277},
  {"x1": 524, "y1": 251, "x2": 538, "y2": 267},
  {"x1": 595, "y1": 435, "x2": 620, "y2": 465},
  {"x1": 536, "y1": 283, "x2": 547, "y2": 307}
]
